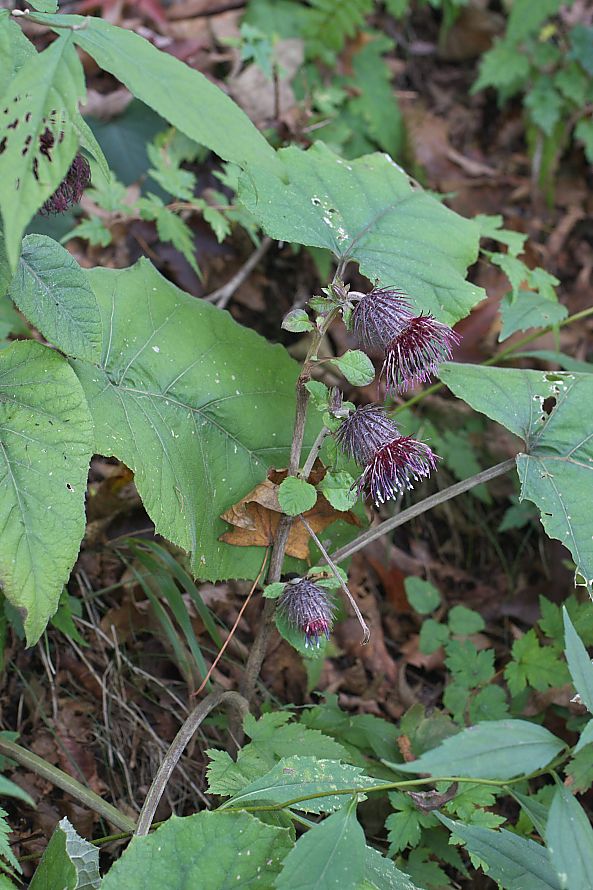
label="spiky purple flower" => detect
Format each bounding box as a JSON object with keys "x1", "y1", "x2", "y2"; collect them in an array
[
  {"x1": 357, "y1": 436, "x2": 439, "y2": 505},
  {"x1": 277, "y1": 579, "x2": 335, "y2": 648},
  {"x1": 382, "y1": 314, "x2": 459, "y2": 393},
  {"x1": 335, "y1": 404, "x2": 400, "y2": 465},
  {"x1": 351, "y1": 287, "x2": 413, "y2": 350},
  {"x1": 40, "y1": 151, "x2": 91, "y2": 215}
]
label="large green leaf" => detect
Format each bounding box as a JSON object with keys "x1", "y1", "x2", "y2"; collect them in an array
[
  {"x1": 34, "y1": 12, "x2": 279, "y2": 176},
  {"x1": 29, "y1": 817, "x2": 100, "y2": 890},
  {"x1": 225, "y1": 756, "x2": 374, "y2": 813},
  {"x1": 66, "y1": 258, "x2": 327, "y2": 581},
  {"x1": 440, "y1": 364, "x2": 593, "y2": 594},
  {"x1": 8, "y1": 235, "x2": 102, "y2": 362},
  {"x1": 0, "y1": 340, "x2": 93, "y2": 644},
  {"x1": 239, "y1": 142, "x2": 483, "y2": 324},
  {"x1": 546, "y1": 785, "x2": 593, "y2": 890},
  {"x1": 563, "y1": 607, "x2": 593, "y2": 713},
  {"x1": 0, "y1": 35, "x2": 83, "y2": 268},
  {"x1": 360, "y1": 846, "x2": 422, "y2": 890},
  {"x1": 0, "y1": 11, "x2": 35, "y2": 97},
  {"x1": 101, "y1": 811, "x2": 292, "y2": 889},
  {"x1": 276, "y1": 800, "x2": 366, "y2": 890},
  {"x1": 438, "y1": 815, "x2": 561, "y2": 890},
  {"x1": 387, "y1": 719, "x2": 564, "y2": 780}
]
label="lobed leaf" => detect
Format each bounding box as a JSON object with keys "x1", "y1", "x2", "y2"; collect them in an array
[{"x1": 29, "y1": 817, "x2": 100, "y2": 890}]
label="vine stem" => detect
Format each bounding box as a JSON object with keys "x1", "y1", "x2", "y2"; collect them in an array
[
  {"x1": 135, "y1": 690, "x2": 249, "y2": 836},
  {"x1": 223, "y1": 752, "x2": 569, "y2": 813},
  {"x1": 239, "y1": 302, "x2": 342, "y2": 705},
  {"x1": 328, "y1": 458, "x2": 516, "y2": 565},
  {"x1": 0, "y1": 738, "x2": 135, "y2": 834},
  {"x1": 393, "y1": 305, "x2": 593, "y2": 417},
  {"x1": 299, "y1": 516, "x2": 370, "y2": 643}
]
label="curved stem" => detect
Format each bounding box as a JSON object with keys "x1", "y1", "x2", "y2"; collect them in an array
[
  {"x1": 301, "y1": 426, "x2": 329, "y2": 480},
  {"x1": 329, "y1": 458, "x2": 516, "y2": 564},
  {"x1": 135, "y1": 690, "x2": 249, "y2": 836},
  {"x1": 0, "y1": 738, "x2": 135, "y2": 834}
]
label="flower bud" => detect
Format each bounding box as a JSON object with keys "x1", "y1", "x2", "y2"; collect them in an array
[
  {"x1": 357, "y1": 436, "x2": 439, "y2": 505},
  {"x1": 335, "y1": 404, "x2": 400, "y2": 465},
  {"x1": 382, "y1": 314, "x2": 459, "y2": 393},
  {"x1": 277, "y1": 578, "x2": 335, "y2": 648},
  {"x1": 352, "y1": 287, "x2": 413, "y2": 350}
]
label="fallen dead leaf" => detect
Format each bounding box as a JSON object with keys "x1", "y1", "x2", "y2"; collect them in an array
[{"x1": 220, "y1": 463, "x2": 360, "y2": 560}]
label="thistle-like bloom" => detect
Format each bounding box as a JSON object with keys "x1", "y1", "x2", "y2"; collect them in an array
[
  {"x1": 335, "y1": 404, "x2": 400, "y2": 465},
  {"x1": 357, "y1": 436, "x2": 439, "y2": 505},
  {"x1": 39, "y1": 129, "x2": 91, "y2": 215},
  {"x1": 351, "y1": 287, "x2": 413, "y2": 350},
  {"x1": 277, "y1": 579, "x2": 335, "y2": 648},
  {"x1": 382, "y1": 314, "x2": 459, "y2": 393}
]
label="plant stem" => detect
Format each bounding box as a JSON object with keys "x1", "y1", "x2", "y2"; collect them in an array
[
  {"x1": 301, "y1": 426, "x2": 329, "y2": 480},
  {"x1": 239, "y1": 307, "x2": 340, "y2": 705},
  {"x1": 0, "y1": 738, "x2": 135, "y2": 834},
  {"x1": 299, "y1": 516, "x2": 370, "y2": 643},
  {"x1": 393, "y1": 305, "x2": 593, "y2": 417},
  {"x1": 135, "y1": 690, "x2": 249, "y2": 836},
  {"x1": 227, "y1": 753, "x2": 569, "y2": 814},
  {"x1": 328, "y1": 458, "x2": 516, "y2": 564}
]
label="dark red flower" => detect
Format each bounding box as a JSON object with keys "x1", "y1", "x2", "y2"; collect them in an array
[
  {"x1": 40, "y1": 152, "x2": 91, "y2": 215},
  {"x1": 335, "y1": 404, "x2": 400, "y2": 465},
  {"x1": 351, "y1": 287, "x2": 413, "y2": 350},
  {"x1": 277, "y1": 579, "x2": 335, "y2": 648},
  {"x1": 382, "y1": 314, "x2": 459, "y2": 393},
  {"x1": 357, "y1": 436, "x2": 439, "y2": 505}
]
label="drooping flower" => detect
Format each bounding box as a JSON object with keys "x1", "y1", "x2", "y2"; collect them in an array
[
  {"x1": 357, "y1": 436, "x2": 439, "y2": 505},
  {"x1": 277, "y1": 578, "x2": 335, "y2": 648},
  {"x1": 335, "y1": 404, "x2": 400, "y2": 465},
  {"x1": 38, "y1": 128, "x2": 91, "y2": 215},
  {"x1": 382, "y1": 314, "x2": 459, "y2": 393},
  {"x1": 351, "y1": 286, "x2": 413, "y2": 350}
]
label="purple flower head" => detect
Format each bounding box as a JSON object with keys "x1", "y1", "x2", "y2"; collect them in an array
[
  {"x1": 335, "y1": 404, "x2": 400, "y2": 465},
  {"x1": 357, "y1": 436, "x2": 439, "y2": 505},
  {"x1": 382, "y1": 314, "x2": 460, "y2": 393},
  {"x1": 352, "y1": 287, "x2": 413, "y2": 350},
  {"x1": 40, "y1": 152, "x2": 91, "y2": 215},
  {"x1": 277, "y1": 578, "x2": 335, "y2": 648}
]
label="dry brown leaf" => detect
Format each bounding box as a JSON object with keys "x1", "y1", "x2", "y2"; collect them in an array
[{"x1": 220, "y1": 464, "x2": 360, "y2": 560}]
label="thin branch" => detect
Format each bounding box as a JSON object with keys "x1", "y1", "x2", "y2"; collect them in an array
[
  {"x1": 301, "y1": 426, "x2": 329, "y2": 480},
  {"x1": 203, "y1": 237, "x2": 272, "y2": 308},
  {"x1": 329, "y1": 458, "x2": 516, "y2": 564},
  {"x1": 299, "y1": 516, "x2": 370, "y2": 644},
  {"x1": 135, "y1": 689, "x2": 249, "y2": 836},
  {"x1": 194, "y1": 551, "x2": 268, "y2": 698},
  {"x1": 0, "y1": 738, "x2": 135, "y2": 834}
]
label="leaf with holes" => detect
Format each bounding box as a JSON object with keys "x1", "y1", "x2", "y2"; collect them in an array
[
  {"x1": 36, "y1": 11, "x2": 280, "y2": 176},
  {"x1": 0, "y1": 35, "x2": 84, "y2": 268},
  {"x1": 66, "y1": 258, "x2": 323, "y2": 581},
  {"x1": 0, "y1": 340, "x2": 93, "y2": 645},
  {"x1": 441, "y1": 364, "x2": 593, "y2": 595},
  {"x1": 239, "y1": 142, "x2": 483, "y2": 324}
]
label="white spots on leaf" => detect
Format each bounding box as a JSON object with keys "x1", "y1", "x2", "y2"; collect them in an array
[{"x1": 152, "y1": 346, "x2": 160, "y2": 353}]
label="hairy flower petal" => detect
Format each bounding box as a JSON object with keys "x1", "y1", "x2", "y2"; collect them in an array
[
  {"x1": 277, "y1": 579, "x2": 335, "y2": 648},
  {"x1": 352, "y1": 287, "x2": 413, "y2": 350},
  {"x1": 335, "y1": 404, "x2": 399, "y2": 465},
  {"x1": 357, "y1": 436, "x2": 439, "y2": 505},
  {"x1": 383, "y1": 314, "x2": 460, "y2": 393}
]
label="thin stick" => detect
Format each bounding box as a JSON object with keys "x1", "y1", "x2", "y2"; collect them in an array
[
  {"x1": 135, "y1": 690, "x2": 249, "y2": 836},
  {"x1": 0, "y1": 738, "x2": 135, "y2": 834},
  {"x1": 203, "y1": 237, "x2": 272, "y2": 308},
  {"x1": 329, "y1": 458, "x2": 516, "y2": 564},
  {"x1": 299, "y1": 516, "x2": 370, "y2": 644},
  {"x1": 193, "y1": 551, "x2": 268, "y2": 697},
  {"x1": 301, "y1": 426, "x2": 329, "y2": 480}
]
